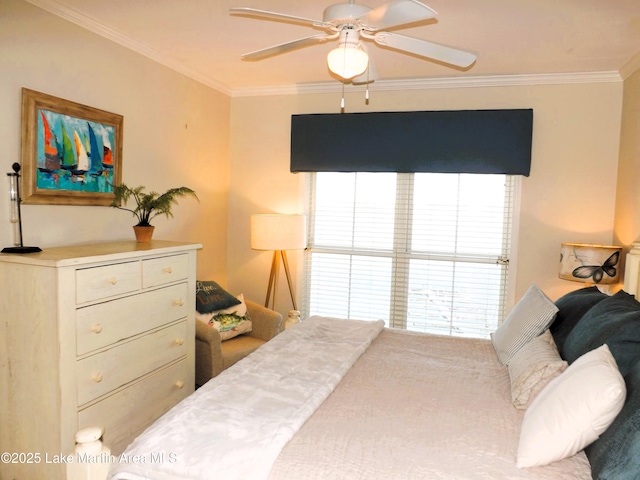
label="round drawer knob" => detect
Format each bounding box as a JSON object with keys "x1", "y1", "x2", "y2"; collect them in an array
[
  {"x1": 108, "y1": 278, "x2": 118, "y2": 285},
  {"x1": 175, "y1": 380, "x2": 185, "y2": 389},
  {"x1": 75, "y1": 427, "x2": 103, "y2": 444},
  {"x1": 174, "y1": 299, "x2": 184, "y2": 307},
  {"x1": 175, "y1": 338, "x2": 184, "y2": 346},
  {"x1": 92, "y1": 373, "x2": 103, "y2": 383},
  {"x1": 91, "y1": 324, "x2": 103, "y2": 334},
  {"x1": 164, "y1": 267, "x2": 173, "y2": 274}
]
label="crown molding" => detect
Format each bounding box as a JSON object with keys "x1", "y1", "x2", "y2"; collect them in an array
[
  {"x1": 230, "y1": 71, "x2": 623, "y2": 97},
  {"x1": 27, "y1": 0, "x2": 623, "y2": 99}
]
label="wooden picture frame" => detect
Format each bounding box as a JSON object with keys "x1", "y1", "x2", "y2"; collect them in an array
[{"x1": 20, "y1": 88, "x2": 123, "y2": 206}]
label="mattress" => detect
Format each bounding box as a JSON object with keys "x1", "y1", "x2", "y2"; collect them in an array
[{"x1": 109, "y1": 317, "x2": 592, "y2": 479}]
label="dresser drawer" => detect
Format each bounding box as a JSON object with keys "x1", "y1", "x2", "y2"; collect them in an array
[
  {"x1": 76, "y1": 261, "x2": 141, "y2": 304},
  {"x1": 142, "y1": 254, "x2": 189, "y2": 289},
  {"x1": 78, "y1": 359, "x2": 190, "y2": 455},
  {"x1": 76, "y1": 283, "x2": 189, "y2": 355},
  {"x1": 76, "y1": 321, "x2": 187, "y2": 406}
]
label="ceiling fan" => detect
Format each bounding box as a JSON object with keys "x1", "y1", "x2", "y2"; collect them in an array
[{"x1": 229, "y1": 0, "x2": 477, "y2": 83}]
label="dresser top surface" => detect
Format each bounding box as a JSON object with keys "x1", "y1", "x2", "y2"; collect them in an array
[{"x1": 0, "y1": 240, "x2": 202, "y2": 267}]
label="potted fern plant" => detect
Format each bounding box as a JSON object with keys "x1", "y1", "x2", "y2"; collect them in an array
[{"x1": 110, "y1": 183, "x2": 198, "y2": 242}]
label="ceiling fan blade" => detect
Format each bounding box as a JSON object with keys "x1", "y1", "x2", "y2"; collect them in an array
[
  {"x1": 374, "y1": 32, "x2": 477, "y2": 68},
  {"x1": 230, "y1": 7, "x2": 333, "y2": 28},
  {"x1": 358, "y1": 0, "x2": 437, "y2": 31},
  {"x1": 241, "y1": 34, "x2": 334, "y2": 60}
]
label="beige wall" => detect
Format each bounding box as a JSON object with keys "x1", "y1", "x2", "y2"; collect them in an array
[
  {"x1": 0, "y1": 0, "x2": 231, "y2": 280},
  {"x1": 228, "y1": 82, "x2": 623, "y2": 315},
  {"x1": 614, "y1": 69, "x2": 640, "y2": 249}
]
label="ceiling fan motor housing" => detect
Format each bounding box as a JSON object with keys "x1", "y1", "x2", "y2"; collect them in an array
[{"x1": 323, "y1": 3, "x2": 372, "y2": 25}]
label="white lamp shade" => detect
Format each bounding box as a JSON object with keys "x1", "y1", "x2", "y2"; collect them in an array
[
  {"x1": 559, "y1": 242, "x2": 622, "y2": 285},
  {"x1": 251, "y1": 214, "x2": 307, "y2": 251},
  {"x1": 327, "y1": 46, "x2": 368, "y2": 79}
]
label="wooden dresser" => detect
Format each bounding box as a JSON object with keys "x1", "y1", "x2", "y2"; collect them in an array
[{"x1": 0, "y1": 241, "x2": 201, "y2": 480}]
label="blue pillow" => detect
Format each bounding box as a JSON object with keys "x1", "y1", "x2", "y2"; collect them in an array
[
  {"x1": 550, "y1": 286, "x2": 607, "y2": 358},
  {"x1": 585, "y1": 358, "x2": 640, "y2": 480},
  {"x1": 195, "y1": 280, "x2": 241, "y2": 314},
  {"x1": 563, "y1": 290, "x2": 640, "y2": 377}
]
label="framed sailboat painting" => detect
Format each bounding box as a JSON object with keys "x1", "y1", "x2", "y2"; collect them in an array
[{"x1": 20, "y1": 88, "x2": 123, "y2": 206}]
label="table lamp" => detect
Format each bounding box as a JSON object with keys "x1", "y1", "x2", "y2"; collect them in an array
[
  {"x1": 251, "y1": 213, "x2": 306, "y2": 310},
  {"x1": 559, "y1": 242, "x2": 622, "y2": 285}
]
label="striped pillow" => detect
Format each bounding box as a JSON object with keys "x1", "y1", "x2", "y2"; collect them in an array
[
  {"x1": 508, "y1": 330, "x2": 567, "y2": 409},
  {"x1": 491, "y1": 284, "x2": 558, "y2": 365}
]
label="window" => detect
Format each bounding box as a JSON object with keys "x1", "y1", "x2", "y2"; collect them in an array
[{"x1": 301, "y1": 172, "x2": 515, "y2": 338}]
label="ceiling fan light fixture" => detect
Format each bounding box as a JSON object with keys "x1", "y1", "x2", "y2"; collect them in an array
[{"x1": 327, "y1": 45, "x2": 369, "y2": 79}]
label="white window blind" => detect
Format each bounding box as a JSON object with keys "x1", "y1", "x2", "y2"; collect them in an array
[{"x1": 301, "y1": 172, "x2": 514, "y2": 338}]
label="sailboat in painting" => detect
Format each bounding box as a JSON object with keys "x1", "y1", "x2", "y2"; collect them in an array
[
  {"x1": 102, "y1": 131, "x2": 113, "y2": 170},
  {"x1": 39, "y1": 111, "x2": 60, "y2": 171},
  {"x1": 87, "y1": 123, "x2": 103, "y2": 174},
  {"x1": 60, "y1": 123, "x2": 76, "y2": 171},
  {"x1": 72, "y1": 130, "x2": 89, "y2": 176}
]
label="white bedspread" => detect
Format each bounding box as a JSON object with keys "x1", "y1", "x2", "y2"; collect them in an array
[
  {"x1": 269, "y1": 328, "x2": 592, "y2": 480},
  {"x1": 108, "y1": 316, "x2": 384, "y2": 480}
]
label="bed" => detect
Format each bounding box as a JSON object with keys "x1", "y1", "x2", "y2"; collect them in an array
[{"x1": 105, "y1": 249, "x2": 640, "y2": 480}]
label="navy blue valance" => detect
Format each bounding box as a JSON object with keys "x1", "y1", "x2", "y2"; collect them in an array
[{"x1": 290, "y1": 109, "x2": 533, "y2": 176}]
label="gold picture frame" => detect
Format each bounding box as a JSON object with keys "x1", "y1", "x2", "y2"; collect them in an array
[{"x1": 20, "y1": 88, "x2": 123, "y2": 206}]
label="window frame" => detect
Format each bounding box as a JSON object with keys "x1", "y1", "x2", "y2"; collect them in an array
[{"x1": 300, "y1": 172, "x2": 521, "y2": 337}]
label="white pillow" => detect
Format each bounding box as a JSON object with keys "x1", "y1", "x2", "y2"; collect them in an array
[
  {"x1": 491, "y1": 284, "x2": 558, "y2": 365},
  {"x1": 516, "y1": 344, "x2": 626, "y2": 468},
  {"x1": 508, "y1": 330, "x2": 567, "y2": 409}
]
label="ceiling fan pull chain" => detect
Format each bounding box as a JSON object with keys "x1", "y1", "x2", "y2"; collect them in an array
[
  {"x1": 340, "y1": 30, "x2": 349, "y2": 111},
  {"x1": 365, "y1": 65, "x2": 370, "y2": 104},
  {"x1": 342, "y1": 30, "x2": 349, "y2": 76}
]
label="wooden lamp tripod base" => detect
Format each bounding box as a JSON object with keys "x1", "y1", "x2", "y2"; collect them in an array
[{"x1": 265, "y1": 249, "x2": 297, "y2": 311}]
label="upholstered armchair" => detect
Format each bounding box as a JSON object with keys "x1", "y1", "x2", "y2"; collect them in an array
[{"x1": 195, "y1": 300, "x2": 283, "y2": 387}]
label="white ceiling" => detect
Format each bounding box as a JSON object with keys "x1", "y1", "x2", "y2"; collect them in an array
[{"x1": 26, "y1": 0, "x2": 640, "y2": 95}]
